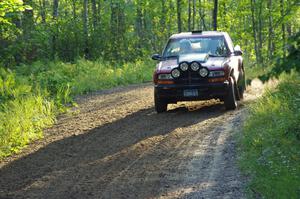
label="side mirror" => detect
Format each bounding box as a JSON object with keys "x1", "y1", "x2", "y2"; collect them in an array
[
  {"x1": 234, "y1": 45, "x2": 243, "y2": 56},
  {"x1": 151, "y1": 54, "x2": 162, "y2": 61}
]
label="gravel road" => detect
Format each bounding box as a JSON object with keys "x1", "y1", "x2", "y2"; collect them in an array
[{"x1": 0, "y1": 80, "x2": 264, "y2": 199}]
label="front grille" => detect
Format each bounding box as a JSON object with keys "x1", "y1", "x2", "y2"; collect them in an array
[{"x1": 174, "y1": 70, "x2": 208, "y2": 85}]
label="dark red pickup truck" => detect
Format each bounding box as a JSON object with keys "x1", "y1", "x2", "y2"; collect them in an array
[{"x1": 152, "y1": 31, "x2": 246, "y2": 113}]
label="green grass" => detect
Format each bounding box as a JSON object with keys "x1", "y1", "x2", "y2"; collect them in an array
[
  {"x1": 239, "y1": 71, "x2": 300, "y2": 198},
  {"x1": 0, "y1": 59, "x2": 154, "y2": 158}
]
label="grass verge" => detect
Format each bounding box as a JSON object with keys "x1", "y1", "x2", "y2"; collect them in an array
[
  {"x1": 0, "y1": 59, "x2": 154, "y2": 158},
  {"x1": 239, "y1": 71, "x2": 300, "y2": 198}
]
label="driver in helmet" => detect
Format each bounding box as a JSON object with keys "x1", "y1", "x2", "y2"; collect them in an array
[{"x1": 179, "y1": 39, "x2": 192, "y2": 54}]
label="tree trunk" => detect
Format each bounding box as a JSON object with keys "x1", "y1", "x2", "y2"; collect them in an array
[
  {"x1": 83, "y1": 0, "x2": 89, "y2": 59},
  {"x1": 199, "y1": 0, "x2": 206, "y2": 30},
  {"x1": 188, "y1": 0, "x2": 191, "y2": 31},
  {"x1": 192, "y1": 0, "x2": 196, "y2": 30},
  {"x1": 212, "y1": 0, "x2": 218, "y2": 31},
  {"x1": 72, "y1": 0, "x2": 76, "y2": 19},
  {"x1": 136, "y1": 5, "x2": 143, "y2": 41},
  {"x1": 250, "y1": 0, "x2": 259, "y2": 65},
  {"x1": 53, "y1": 0, "x2": 59, "y2": 20},
  {"x1": 221, "y1": 1, "x2": 226, "y2": 29},
  {"x1": 39, "y1": 0, "x2": 46, "y2": 23},
  {"x1": 177, "y1": 0, "x2": 182, "y2": 32},
  {"x1": 52, "y1": 0, "x2": 59, "y2": 59},
  {"x1": 110, "y1": 2, "x2": 125, "y2": 59},
  {"x1": 168, "y1": 1, "x2": 175, "y2": 36},
  {"x1": 23, "y1": 0, "x2": 34, "y2": 38},
  {"x1": 20, "y1": 0, "x2": 34, "y2": 62},
  {"x1": 71, "y1": 0, "x2": 79, "y2": 57},
  {"x1": 91, "y1": 0, "x2": 97, "y2": 31},
  {"x1": 287, "y1": 23, "x2": 292, "y2": 37},
  {"x1": 267, "y1": 0, "x2": 274, "y2": 60},
  {"x1": 280, "y1": 0, "x2": 286, "y2": 58},
  {"x1": 97, "y1": 0, "x2": 101, "y2": 25},
  {"x1": 258, "y1": 0, "x2": 263, "y2": 64},
  {"x1": 160, "y1": 0, "x2": 166, "y2": 33}
]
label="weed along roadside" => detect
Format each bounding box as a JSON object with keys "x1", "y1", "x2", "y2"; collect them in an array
[
  {"x1": 239, "y1": 72, "x2": 300, "y2": 198},
  {"x1": 0, "y1": 0, "x2": 299, "y2": 198},
  {"x1": 0, "y1": 60, "x2": 153, "y2": 158}
]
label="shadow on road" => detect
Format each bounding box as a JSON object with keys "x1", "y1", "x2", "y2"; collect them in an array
[{"x1": 0, "y1": 102, "x2": 229, "y2": 198}]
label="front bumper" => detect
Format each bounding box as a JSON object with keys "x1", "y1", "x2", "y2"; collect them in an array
[{"x1": 155, "y1": 81, "x2": 230, "y2": 101}]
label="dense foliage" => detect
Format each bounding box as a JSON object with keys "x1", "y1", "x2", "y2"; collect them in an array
[
  {"x1": 240, "y1": 72, "x2": 300, "y2": 198},
  {"x1": 258, "y1": 31, "x2": 300, "y2": 81},
  {"x1": 0, "y1": 0, "x2": 299, "y2": 67}
]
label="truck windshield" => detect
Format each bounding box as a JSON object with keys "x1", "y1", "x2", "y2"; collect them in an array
[{"x1": 163, "y1": 36, "x2": 228, "y2": 58}]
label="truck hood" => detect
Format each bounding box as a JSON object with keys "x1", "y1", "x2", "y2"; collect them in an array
[{"x1": 156, "y1": 54, "x2": 228, "y2": 73}]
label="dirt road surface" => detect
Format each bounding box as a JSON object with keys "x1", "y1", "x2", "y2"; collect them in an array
[{"x1": 0, "y1": 80, "x2": 264, "y2": 199}]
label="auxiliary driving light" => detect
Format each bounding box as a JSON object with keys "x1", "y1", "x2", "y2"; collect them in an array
[
  {"x1": 171, "y1": 69, "x2": 181, "y2": 78},
  {"x1": 190, "y1": 61, "x2": 200, "y2": 71},
  {"x1": 199, "y1": 67, "x2": 209, "y2": 77},
  {"x1": 179, "y1": 62, "x2": 189, "y2": 71}
]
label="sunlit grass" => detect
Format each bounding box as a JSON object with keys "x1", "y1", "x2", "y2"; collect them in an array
[{"x1": 0, "y1": 59, "x2": 155, "y2": 158}]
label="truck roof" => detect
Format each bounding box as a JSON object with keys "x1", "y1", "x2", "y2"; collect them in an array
[{"x1": 170, "y1": 31, "x2": 227, "y2": 39}]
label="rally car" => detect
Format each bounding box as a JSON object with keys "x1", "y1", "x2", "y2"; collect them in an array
[{"x1": 152, "y1": 31, "x2": 245, "y2": 113}]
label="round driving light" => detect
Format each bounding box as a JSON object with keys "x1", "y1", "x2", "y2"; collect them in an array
[
  {"x1": 199, "y1": 67, "x2": 209, "y2": 77},
  {"x1": 179, "y1": 62, "x2": 189, "y2": 71},
  {"x1": 171, "y1": 69, "x2": 181, "y2": 78},
  {"x1": 190, "y1": 62, "x2": 200, "y2": 71}
]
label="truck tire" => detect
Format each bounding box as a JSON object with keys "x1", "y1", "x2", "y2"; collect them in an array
[
  {"x1": 224, "y1": 77, "x2": 237, "y2": 110},
  {"x1": 154, "y1": 90, "x2": 168, "y2": 113},
  {"x1": 238, "y1": 73, "x2": 246, "y2": 100}
]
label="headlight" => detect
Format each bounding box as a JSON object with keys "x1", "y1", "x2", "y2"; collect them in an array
[
  {"x1": 208, "y1": 70, "x2": 225, "y2": 77},
  {"x1": 171, "y1": 68, "x2": 181, "y2": 78},
  {"x1": 190, "y1": 61, "x2": 200, "y2": 71},
  {"x1": 199, "y1": 67, "x2": 209, "y2": 77},
  {"x1": 179, "y1": 62, "x2": 189, "y2": 71},
  {"x1": 158, "y1": 73, "x2": 173, "y2": 80}
]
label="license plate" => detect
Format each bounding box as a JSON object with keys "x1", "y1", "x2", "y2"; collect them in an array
[{"x1": 183, "y1": 89, "x2": 198, "y2": 97}]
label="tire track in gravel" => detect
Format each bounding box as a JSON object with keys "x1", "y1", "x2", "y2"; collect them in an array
[
  {"x1": 100, "y1": 108, "x2": 246, "y2": 199},
  {"x1": 0, "y1": 80, "x2": 265, "y2": 199}
]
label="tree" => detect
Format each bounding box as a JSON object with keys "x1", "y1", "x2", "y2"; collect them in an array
[
  {"x1": 39, "y1": 0, "x2": 46, "y2": 23},
  {"x1": 0, "y1": 0, "x2": 299, "y2": 66},
  {"x1": 280, "y1": 0, "x2": 286, "y2": 58},
  {"x1": 188, "y1": 0, "x2": 191, "y2": 31},
  {"x1": 192, "y1": 0, "x2": 196, "y2": 30},
  {"x1": 52, "y1": 0, "x2": 59, "y2": 59},
  {"x1": 198, "y1": 0, "x2": 207, "y2": 30},
  {"x1": 212, "y1": 0, "x2": 218, "y2": 31},
  {"x1": 250, "y1": 0, "x2": 259, "y2": 65},
  {"x1": 267, "y1": 0, "x2": 274, "y2": 60},
  {"x1": 177, "y1": 0, "x2": 182, "y2": 32},
  {"x1": 83, "y1": 0, "x2": 89, "y2": 58},
  {"x1": 91, "y1": 0, "x2": 97, "y2": 31}
]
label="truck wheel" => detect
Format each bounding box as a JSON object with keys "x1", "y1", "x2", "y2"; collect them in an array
[
  {"x1": 224, "y1": 77, "x2": 237, "y2": 110},
  {"x1": 235, "y1": 84, "x2": 241, "y2": 101},
  {"x1": 154, "y1": 91, "x2": 168, "y2": 113},
  {"x1": 238, "y1": 73, "x2": 246, "y2": 100},
  {"x1": 236, "y1": 72, "x2": 245, "y2": 101}
]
